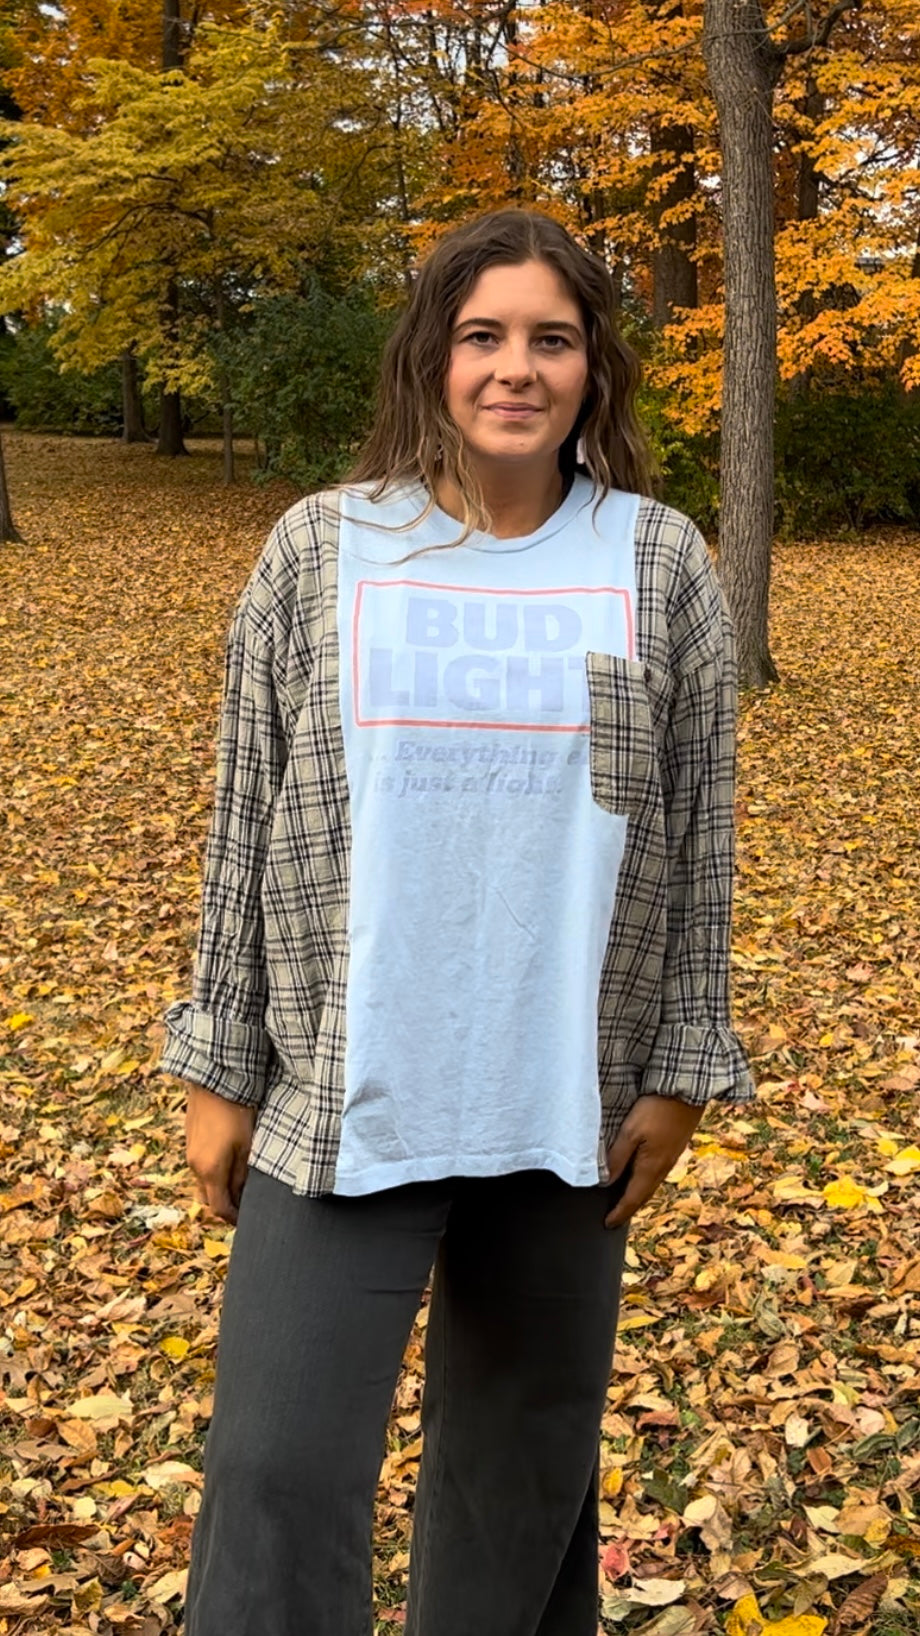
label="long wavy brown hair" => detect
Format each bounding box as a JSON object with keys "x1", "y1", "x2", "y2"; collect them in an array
[{"x1": 342, "y1": 208, "x2": 658, "y2": 543}]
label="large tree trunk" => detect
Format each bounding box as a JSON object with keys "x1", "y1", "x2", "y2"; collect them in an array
[
  {"x1": 703, "y1": 0, "x2": 782, "y2": 688},
  {"x1": 0, "y1": 431, "x2": 22, "y2": 542},
  {"x1": 651, "y1": 121, "x2": 699, "y2": 328},
  {"x1": 120, "y1": 349, "x2": 148, "y2": 443},
  {"x1": 157, "y1": 388, "x2": 186, "y2": 457}
]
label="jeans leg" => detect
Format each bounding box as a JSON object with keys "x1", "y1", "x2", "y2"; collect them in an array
[
  {"x1": 405, "y1": 1171, "x2": 627, "y2": 1636},
  {"x1": 184, "y1": 1167, "x2": 450, "y2": 1636}
]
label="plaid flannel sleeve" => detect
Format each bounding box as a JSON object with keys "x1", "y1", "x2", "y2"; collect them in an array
[
  {"x1": 639, "y1": 529, "x2": 754, "y2": 1107},
  {"x1": 157, "y1": 552, "x2": 289, "y2": 1107}
]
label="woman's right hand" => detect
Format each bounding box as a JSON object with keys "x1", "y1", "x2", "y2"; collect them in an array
[{"x1": 185, "y1": 1084, "x2": 257, "y2": 1226}]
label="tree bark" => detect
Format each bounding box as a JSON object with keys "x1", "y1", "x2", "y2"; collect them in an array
[
  {"x1": 222, "y1": 403, "x2": 235, "y2": 486},
  {"x1": 796, "y1": 76, "x2": 824, "y2": 223},
  {"x1": 156, "y1": 3, "x2": 188, "y2": 457},
  {"x1": 651, "y1": 121, "x2": 699, "y2": 327},
  {"x1": 703, "y1": 0, "x2": 782, "y2": 687},
  {"x1": 121, "y1": 349, "x2": 148, "y2": 443},
  {"x1": 156, "y1": 276, "x2": 188, "y2": 457},
  {"x1": 0, "y1": 431, "x2": 22, "y2": 542},
  {"x1": 162, "y1": 0, "x2": 182, "y2": 71},
  {"x1": 216, "y1": 280, "x2": 234, "y2": 485},
  {"x1": 157, "y1": 387, "x2": 186, "y2": 457}
]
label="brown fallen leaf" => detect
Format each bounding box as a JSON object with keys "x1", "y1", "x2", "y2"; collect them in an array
[
  {"x1": 829, "y1": 1571, "x2": 888, "y2": 1632},
  {"x1": 11, "y1": 1521, "x2": 100, "y2": 1549}
]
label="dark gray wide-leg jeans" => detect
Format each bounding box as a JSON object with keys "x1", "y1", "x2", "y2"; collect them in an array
[{"x1": 184, "y1": 1166, "x2": 628, "y2": 1636}]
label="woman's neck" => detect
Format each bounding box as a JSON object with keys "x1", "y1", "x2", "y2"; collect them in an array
[{"x1": 434, "y1": 462, "x2": 567, "y2": 540}]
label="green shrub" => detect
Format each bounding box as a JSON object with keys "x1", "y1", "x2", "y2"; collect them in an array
[
  {"x1": 637, "y1": 381, "x2": 720, "y2": 535},
  {"x1": 775, "y1": 383, "x2": 920, "y2": 535},
  {"x1": 0, "y1": 320, "x2": 122, "y2": 433},
  {"x1": 214, "y1": 281, "x2": 396, "y2": 491}
]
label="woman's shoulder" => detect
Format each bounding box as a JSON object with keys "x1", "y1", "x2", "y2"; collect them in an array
[{"x1": 633, "y1": 494, "x2": 709, "y2": 556}]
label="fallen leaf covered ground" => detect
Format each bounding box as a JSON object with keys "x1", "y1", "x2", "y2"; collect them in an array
[{"x1": 0, "y1": 431, "x2": 917, "y2": 1636}]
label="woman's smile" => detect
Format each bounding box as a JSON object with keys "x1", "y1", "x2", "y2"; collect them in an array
[{"x1": 484, "y1": 403, "x2": 543, "y2": 419}]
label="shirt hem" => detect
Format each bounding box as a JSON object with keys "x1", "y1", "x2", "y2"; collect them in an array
[{"x1": 331, "y1": 1148, "x2": 605, "y2": 1196}]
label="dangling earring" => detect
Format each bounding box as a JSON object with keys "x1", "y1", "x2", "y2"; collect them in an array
[{"x1": 576, "y1": 435, "x2": 587, "y2": 466}]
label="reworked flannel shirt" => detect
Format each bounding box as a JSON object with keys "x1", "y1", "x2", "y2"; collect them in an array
[{"x1": 157, "y1": 487, "x2": 755, "y2": 1197}]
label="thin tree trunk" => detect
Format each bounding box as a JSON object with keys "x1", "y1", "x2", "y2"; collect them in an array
[
  {"x1": 222, "y1": 403, "x2": 234, "y2": 485},
  {"x1": 651, "y1": 121, "x2": 699, "y2": 328},
  {"x1": 216, "y1": 281, "x2": 234, "y2": 485},
  {"x1": 703, "y1": 0, "x2": 782, "y2": 688},
  {"x1": 791, "y1": 72, "x2": 824, "y2": 377},
  {"x1": 121, "y1": 350, "x2": 148, "y2": 443},
  {"x1": 162, "y1": 0, "x2": 182, "y2": 71},
  {"x1": 156, "y1": 3, "x2": 188, "y2": 457},
  {"x1": 0, "y1": 431, "x2": 22, "y2": 542},
  {"x1": 156, "y1": 277, "x2": 188, "y2": 457}
]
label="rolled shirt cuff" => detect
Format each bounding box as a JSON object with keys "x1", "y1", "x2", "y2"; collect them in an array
[
  {"x1": 156, "y1": 1001, "x2": 270, "y2": 1107},
  {"x1": 639, "y1": 1021, "x2": 755, "y2": 1107}
]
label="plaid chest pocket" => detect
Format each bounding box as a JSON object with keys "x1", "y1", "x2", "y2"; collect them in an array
[{"x1": 584, "y1": 653, "x2": 667, "y2": 820}]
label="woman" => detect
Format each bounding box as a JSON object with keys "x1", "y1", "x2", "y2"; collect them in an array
[{"x1": 158, "y1": 208, "x2": 753, "y2": 1636}]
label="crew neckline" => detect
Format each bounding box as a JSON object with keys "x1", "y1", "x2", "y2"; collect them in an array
[{"x1": 422, "y1": 473, "x2": 594, "y2": 553}]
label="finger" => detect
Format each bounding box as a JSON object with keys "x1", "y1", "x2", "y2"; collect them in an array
[
  {"x1": 205, "y1": 1181, "x2": 238, "y2": 1226},
  {"x1": 605, "y1": 1127, "x2": 638, "y2": 1184},
  {"x1": 604, "y1": 1155, "x2": 667, "y2": 1229},
  {"x1": 229, "y1": 1146, "x2": 249, "y2": 1211}
]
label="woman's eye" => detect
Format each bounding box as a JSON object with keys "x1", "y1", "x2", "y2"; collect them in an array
[{"x1": 462, "y1": 332, "x2": 570, "y2": 349}]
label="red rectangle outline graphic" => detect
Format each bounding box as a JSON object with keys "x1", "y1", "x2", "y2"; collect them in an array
[{"x1": 352, "y1": 578, "x2": 635, "y2": 732}]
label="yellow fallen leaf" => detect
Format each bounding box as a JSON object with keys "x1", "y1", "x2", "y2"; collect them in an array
[
  {"x1": 804, "y1": 1503, "x2": 839, "y2": 1531},
  {"x1": 727, "y1": 1594, "x2": 763, "y2": 1636},
  {"x1": 203, "y1": 1237, "x2": 231, "y2": 1258},
  {"x1": 876, "y1": 1137, "x2": 900, "y2": 1157},
  {"x1": 95, "y1": 1479, "x2": 138, "y2": 1498},
  {"x1": 72, "y1": 1577, "x2": 103, "y2": 1613},
  {"x1": 766, "y1": 1618, "x2": 826, "y2": 1636},
  {"x1": 6, "y1": 1012, "x2": 34, "y2": 1031},
  {"x1": 160, "y1": 1335, "x2": 190, "y2": 1361},
  {"x1": 601, "y1": 1466, "x2": 623, "y2": 1498},
  {"x1": 617, "y1": 1311, "x2": 662, "y2": 1330},
  {"x1": 823, "y1": 1176, "x2": 868, "y2": 1208},
  {"x1": 885, "y1": 1145, "x2": 920, "y2": 1176}
]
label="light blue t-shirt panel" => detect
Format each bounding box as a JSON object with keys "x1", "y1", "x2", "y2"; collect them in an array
[{"x1": 333, "y1": 477, "x2": 639, "y2": 1195}]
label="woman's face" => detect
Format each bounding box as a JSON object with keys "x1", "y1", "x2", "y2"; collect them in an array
[{"x1": 444, "y1": 259, "x2": 589, "y2": 475}]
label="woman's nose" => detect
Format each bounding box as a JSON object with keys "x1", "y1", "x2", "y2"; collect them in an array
[{"x1": 495, "y1": 342, "x2": 537, "y2": 384}]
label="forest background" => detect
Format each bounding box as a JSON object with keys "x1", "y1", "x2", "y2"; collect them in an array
[
  {"x1": 1, "y1": 3, "x2": 920, "y2": 1635},
  {"x1": 1, "y1": 0, "x2": 920, "y2": 550}
]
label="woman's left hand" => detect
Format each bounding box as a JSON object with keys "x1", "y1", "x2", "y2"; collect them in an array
[{"x1": 604, "y1": 1095, "x2": 706, "y2": 1228}]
